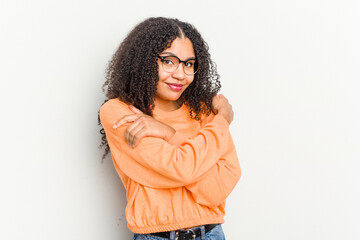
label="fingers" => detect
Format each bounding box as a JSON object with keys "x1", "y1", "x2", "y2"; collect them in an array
[
  {"x1": 126, "y1": 122, "x2": 150, "y2": 148},
  {"x1": 212, "y1": 94, "x2": 226, "y2": 113},
  {"x1": 113, "y1": 106, "x2": 143, "y2": 128},
  {"x1": 125, "y1": 120, "x2": 145, "y2": 147},
  {"x1": 127, "y1": 126, "x2": 148, "y2": 148},
  {"x1": 212, "y1": 94, "x2": 229, "y2": 106},
  {"x1": 124, "y1": 115, "x2": 150, "y2": 147},
  {"x1": 114, "y1": 111, "x2": 170, "y2": 148},
  {"x1": 213, "y1": 94, "x2": 227, "y2": 103},
  {"x1": 113, "y1": 114, "x2": 140, "y2": 128},
  {"x1": 212, "y1": 94, "x2": 233, "y2": 124}
]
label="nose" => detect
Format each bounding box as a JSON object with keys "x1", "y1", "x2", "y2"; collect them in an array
[{"x1": 172, "y1": 62, "x2": 186, "y2": 80}]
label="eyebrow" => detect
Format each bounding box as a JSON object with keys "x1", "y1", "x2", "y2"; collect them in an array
[{"x1": 160, "y1": 51, "x2": 196, "y2": 61}]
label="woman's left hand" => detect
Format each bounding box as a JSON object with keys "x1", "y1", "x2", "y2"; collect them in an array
[{"x1": 113, "y1": 105, "x2": 176, "y2": 148}]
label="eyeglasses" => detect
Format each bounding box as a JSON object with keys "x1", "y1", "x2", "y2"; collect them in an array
[{"x1": 158, "y1": 55, "x2": 198, "y2": 76}]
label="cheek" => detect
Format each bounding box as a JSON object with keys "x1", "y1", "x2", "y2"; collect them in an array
[
  {"x1": 187, "y1": 77, "x2": 195, "y2": 86},
  {"x1": 158, "y1": 68, "x2": 171, "y2": 82}
]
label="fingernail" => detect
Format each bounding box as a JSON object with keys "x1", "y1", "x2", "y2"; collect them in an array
[{"x1": 113, "y1": 124, "x2": 116, "y2": 128}]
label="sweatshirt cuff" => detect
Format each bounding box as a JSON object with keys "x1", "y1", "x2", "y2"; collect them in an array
[{"x1": 167, "y1": 131, "x2": 187, "y2": 146}]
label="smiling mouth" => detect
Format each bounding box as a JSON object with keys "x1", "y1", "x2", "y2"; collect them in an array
[{"x1": 166, "y1": 83, "x2": 183, "y2": 91}]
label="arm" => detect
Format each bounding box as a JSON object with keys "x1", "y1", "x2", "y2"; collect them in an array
[
  {"x1": 113, "y1": 96, "x2": 241, "y2": 207},
  {"x1": 185, "y1": 134, "x2": 241, "y2": 207},
  {"x1": 185, "y1": 96, "x2": 240, "y2": 207},
  {"x1": 161, "y1": 111, "x2": 241, "y2": 207},
  {"x1": 100, "y1": 99, "x2": 231, "y2": 189}
]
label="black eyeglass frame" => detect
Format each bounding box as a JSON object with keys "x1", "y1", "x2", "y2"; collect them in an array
[{"x1": 157, "y1": 55, "x2": 199, "y2": 76}]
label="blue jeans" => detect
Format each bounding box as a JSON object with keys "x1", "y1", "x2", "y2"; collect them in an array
[{"x1": 132, "y1": 224, "x2": 225, "y2": 240}]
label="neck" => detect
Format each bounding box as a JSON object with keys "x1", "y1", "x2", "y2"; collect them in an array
[{"x1": 154, "y1": 99, "x2": 182, "y2": 112}]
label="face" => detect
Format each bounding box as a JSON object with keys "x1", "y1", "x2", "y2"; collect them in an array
[{"x1": 155, "y1": 37, "x2": 195, "y2": 111}]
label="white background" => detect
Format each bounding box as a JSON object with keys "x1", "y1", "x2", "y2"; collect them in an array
[{"x1": 1, "y1": 0, "x2": 359, "y2": 239}]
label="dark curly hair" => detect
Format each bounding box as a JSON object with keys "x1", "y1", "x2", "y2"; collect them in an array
[{"x1": 98, "y1": 17, "x2": 221, "y2": 160}]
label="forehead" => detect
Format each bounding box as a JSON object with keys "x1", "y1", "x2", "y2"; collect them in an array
[{"x1": 161, "y1": 37, "x2": 195, "y2": 58}]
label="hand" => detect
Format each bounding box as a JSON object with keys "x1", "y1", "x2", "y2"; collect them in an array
[
  {"x1": 212, "y1": 94, "x2": 234, "y2": 124},
  {"x1": 113, "y1": 105, "x2": 176, "y2": 148}
]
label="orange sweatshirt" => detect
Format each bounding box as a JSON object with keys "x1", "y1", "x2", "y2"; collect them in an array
[{"x1": 100, "y1": 98, "x2": 241, "y2": 234}]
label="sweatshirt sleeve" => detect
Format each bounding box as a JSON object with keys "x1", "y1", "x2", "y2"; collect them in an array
[
  {"x1": 165, "y1": 112, "x2": 241, "y2": 207},
  {"x1": 185, "y1": 134, "x2": 241, "y2": 207},
  {"x1": 99, "y1": 100, "x2": 231, "y2": 188}
]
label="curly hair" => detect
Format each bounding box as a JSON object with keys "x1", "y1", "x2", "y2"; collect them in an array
[{"x1": 98, "y1": 17, "x2": 221, "y2": 160}]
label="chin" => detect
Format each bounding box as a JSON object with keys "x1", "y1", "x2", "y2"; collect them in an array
[
  {"x1": 165, "y1": 96, "x2": 181, "y2": 101},
  {"x1": 162, "y1": 92, "x2": 183, "y2": 101}
]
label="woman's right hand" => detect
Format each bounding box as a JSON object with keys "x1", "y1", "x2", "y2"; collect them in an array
[{"x1": 212, "y1": 94, "x2": 234, "y2": 124}]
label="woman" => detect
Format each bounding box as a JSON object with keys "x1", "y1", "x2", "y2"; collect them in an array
[{"x1": 99, "y1": 17, "x2": 241, "y2": 240}]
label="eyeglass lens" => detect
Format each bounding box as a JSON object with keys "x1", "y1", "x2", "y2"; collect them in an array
[{"x1": 160, "y1": 56, "x2": 197, "y2": 75}]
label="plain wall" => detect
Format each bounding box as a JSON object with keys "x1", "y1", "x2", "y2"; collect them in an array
[{"x1": 1, "y1": 0, "x2": 359, "y2": 239}]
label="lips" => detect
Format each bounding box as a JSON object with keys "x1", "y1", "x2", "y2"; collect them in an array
[{"x1": 166, "y1": 83, "x2": 183, "y2": 91}]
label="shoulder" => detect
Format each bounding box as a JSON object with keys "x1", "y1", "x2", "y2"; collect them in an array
[
  {"x1": 99, "y1": 98, "x2": 132, "y2": 128},
  {"x1": 100, "y1": 98, "x2": 132, "y2": 117},
  {"x1": 100, "y1": 98, "x2": 129, "y2": 112}
]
